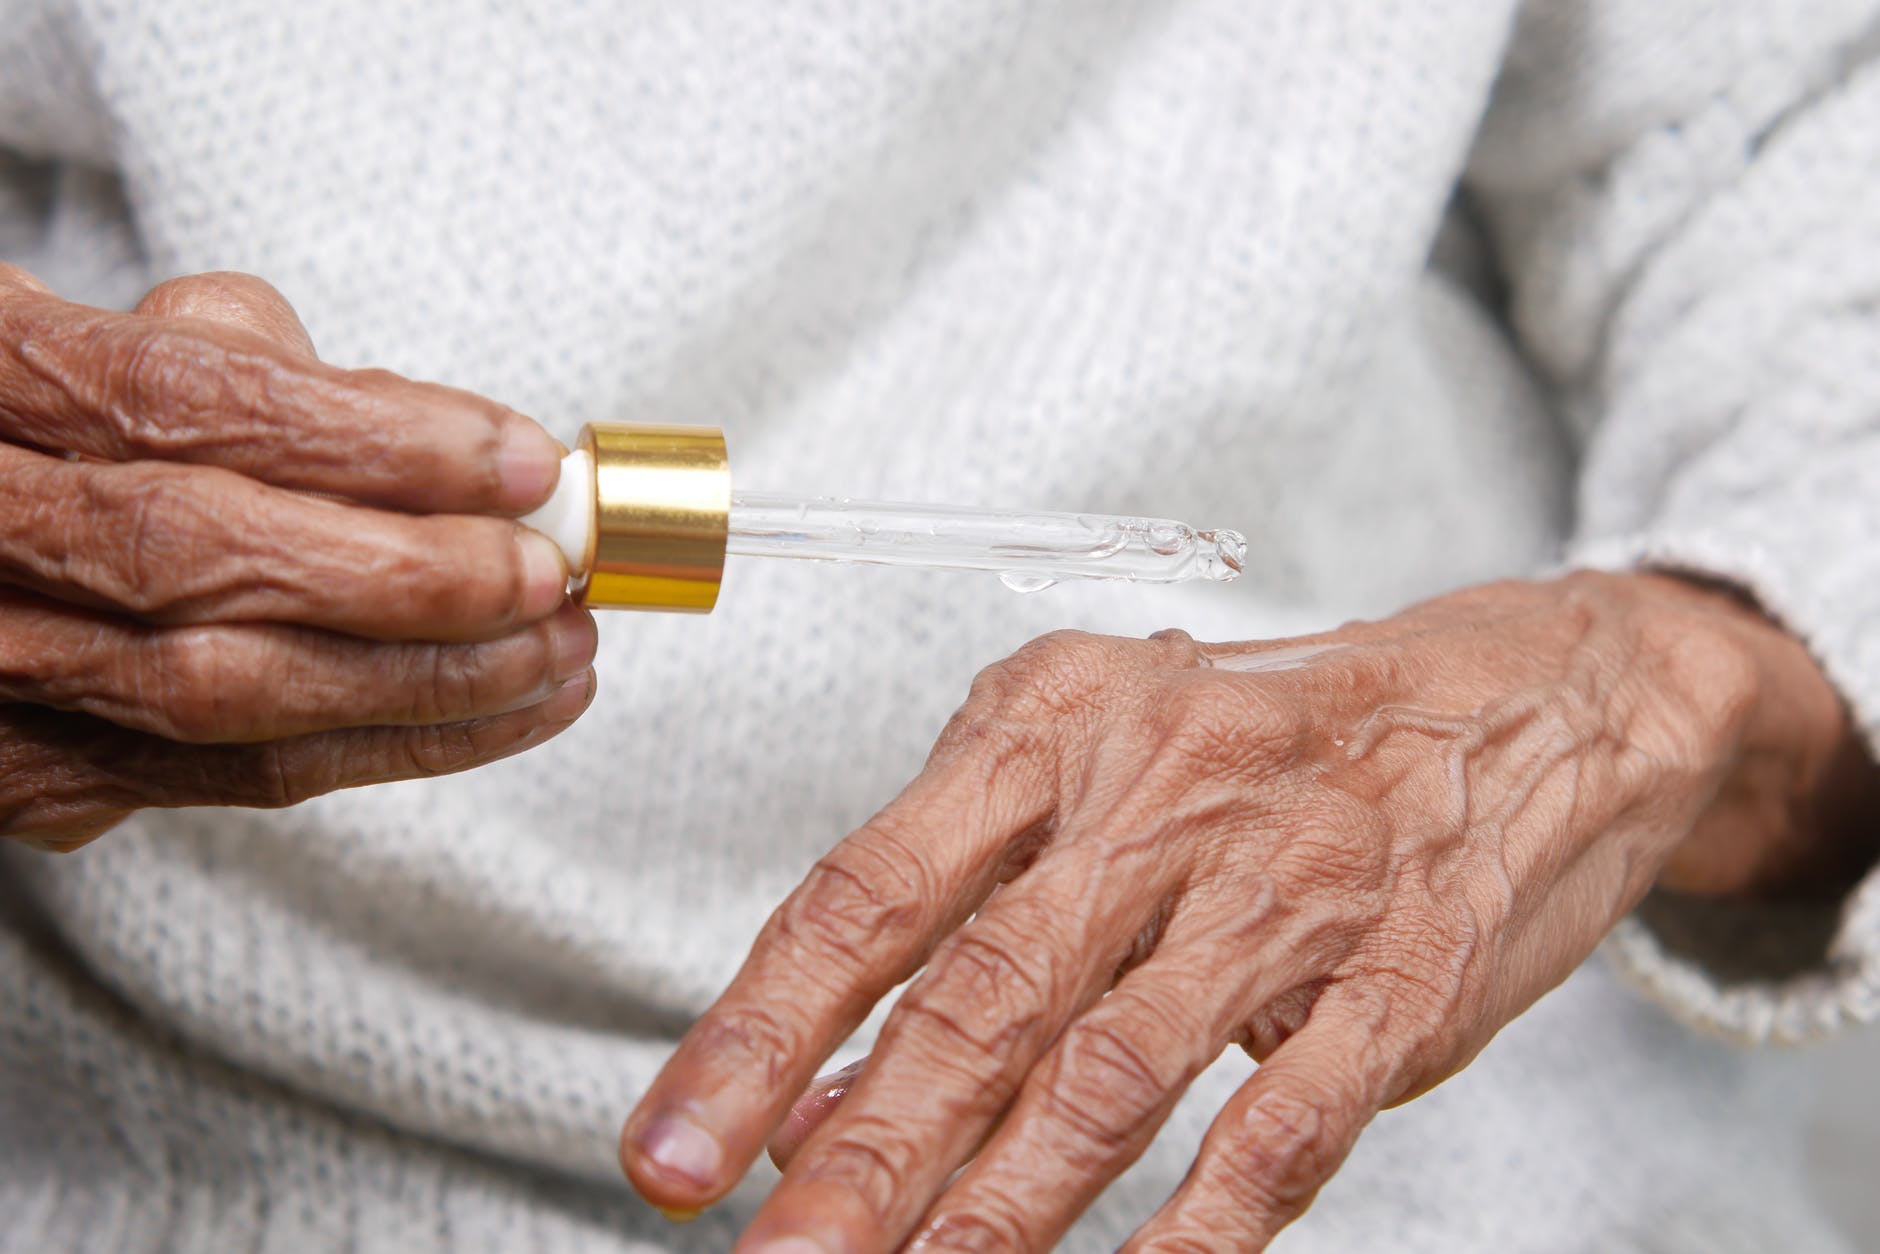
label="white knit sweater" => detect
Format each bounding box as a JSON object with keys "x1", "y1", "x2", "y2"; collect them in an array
[{"x1": 1, "y1": 1, "x2": 1877, "y2": 1250}]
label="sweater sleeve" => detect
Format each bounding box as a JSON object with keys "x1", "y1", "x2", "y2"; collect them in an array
[
  {"x1": 1466, "y1": 0, "x2": 1880, "y2": 1044},
  {"x1": 0, "y1": 2, "x2": 145, "y2": 308},
  {"x1": 0, "y1": 0, "x2": 115, "y2": 165}
]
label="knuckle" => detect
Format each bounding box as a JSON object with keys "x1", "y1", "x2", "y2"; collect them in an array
[
  {"x1": 407, "y1": 642, "x2": 479, "y2": 723},
  {"x1": 998, "y1": 630, "x2": 1122, "y2": 719},
  {"x1": 137, "y1": 272, "x2": 313, "y2": 355},
  {"x1": 1228, "y1": 1082, "x2": 1348, "y2": 1210},
  {"x1": 929, "y1": 695, "x2": 1050, "y2": 768},
  {"x1": 1148, "y1": 627, "x2": 1203, "y2": 659},
  {"x1": 956, "y1": 660, "x2": 1020, "y2": 715},
  {"x1": 798, "y1": 1114, "x2": 919, "y2": 1219},
  {"x1": 943, "y1": 630, "x2": 1172, "y2": 755},
  {"x1": 929, "y1": 928, "x2": 1049, "y2": 1012},
  {"x1": 275, "y1": 722, "x2": 486, "y2": 798},
  {"x1": 1018, "y1": 627, "x2": 1102, "y2": 664},
  {"x1": 101, "y1": 324, "x2": 207, "y2": 449},
  {"x1": 143, "y1": 627, "x2": 244, "y2": 741},
  {"x1": 769, "y1": 844, "x2": 927, "y2": 978},
  {"x1": 397, "y1": 720, "x2": 486, "y2": 779},
  {"x1": 137, "y1": 272, "x2": 251, "y2": 319},
  {"x1": 685, "y1": 1004, "x2": 801, "y2": 1088},
  {"x1": 1081, "y1": 1012, "x2": 1181, "y2": 1101},
  {"x1": 181, "y1": 270, "x2": 286, "y2": 311},
  {"x1": 894, "y1": 927, "x2": 1052, "y2": 1068},
  {"x1": 231, "y1": 742, "x2": 304, "y2": 809},
  {"x1": 81, "y1": 465, "x2": 225, "y2": 617},
  {"x1": 1040, "y1": 1017, "x2": 1178, "y2": 1158}
]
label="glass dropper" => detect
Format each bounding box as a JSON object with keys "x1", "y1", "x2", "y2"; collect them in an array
[
  {"x1": 521, "y1": 422, "x2": 1245, "y2": 613},
  {"x1": 725, "y1": 492, "x2": 1245, "y2": 591}
]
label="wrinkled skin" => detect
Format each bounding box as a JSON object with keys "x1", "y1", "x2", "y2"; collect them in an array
[
  {"x1": 623, "y1": 573, "x2": 1877, "y2": 1251},
  {"x1": 0, "y1": 264, "x2": 593, "y2": 850}
]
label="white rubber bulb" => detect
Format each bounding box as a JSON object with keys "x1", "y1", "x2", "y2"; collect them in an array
[{"x1": 518, "y1": 447, "x2": 593, "y2": 577}]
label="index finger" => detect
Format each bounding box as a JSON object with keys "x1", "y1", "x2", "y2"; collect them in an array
[
  {"x1": 0, "y1": 284, "x2": 560, "y2": 514},
  {"x1": 619, "y1": 722, "x2": 1058, "y2": 1211}
]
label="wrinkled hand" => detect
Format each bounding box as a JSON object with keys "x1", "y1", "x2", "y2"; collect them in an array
[
  {"x1": 623, "y1": 572, "x2": 1859, "y2": 1250},
  {"x1": 0, "y1": 264, "x2": 594, "y2": 851}
]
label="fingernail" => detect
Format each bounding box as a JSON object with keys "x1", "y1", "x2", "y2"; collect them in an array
[
  {"x1": 517, "y1": 530, "x2": 570, "y2": 620},
  {"x1": 541, "y1": 670, "x2": 594, "y2": 722},
  {"x1": 657, "y1": 1206, "x2": 702, "y2": 1223},
  {"x1": 548, "y1": 604, "x2": 599, "y2": 680},
  {"x1": 637, "y1": 1114, "x2": 724, "y2": 1188},
  {"x1": 748, "y1": 1238, "x2": 832, "y2": 1254},
  {"x1": 498, "y1": 419, "x2": 562, "y2": 510}
]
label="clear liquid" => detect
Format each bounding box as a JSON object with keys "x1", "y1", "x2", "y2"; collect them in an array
[{"x1": 728, "y1": 492, "x2": 1245, "y2": 590}]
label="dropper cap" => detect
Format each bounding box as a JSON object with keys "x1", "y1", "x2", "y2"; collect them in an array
[{"x1": 523, "y1": 422, "x2": 730, "y2": 613}]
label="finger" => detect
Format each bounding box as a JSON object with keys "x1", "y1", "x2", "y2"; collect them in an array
[
  {"x1": 620, "y1": 725, "x2": 1060, "y2": 1210},
  {"x1": 0, "y1": 586, "x2": 597, "y2": 741},
  {"x1": 730, "y1": 829, "x2": 1187, "y2": 1254},
  {"x1": 21, "y1": 816, "x2": 124, "y2": 854},
  {"x1": 0, "y1": 442, "x2": 568, "y2": 639},
  {"x1": 0, "y1": 285, "x2": 559, "y2": 513},
  {"x1": 768, "y1": 1058, "x2": 867, "y2": 1171},
  {"x1": 1123, "y1": 992, "x2": 1400, "y2": 1253},
  {"x1": 0, "y1": 264, "x2": 53, "y2": 296},
  {"x1": 903, "y1": 920, "x2": 1330, "y2": 1252},
  {"x1": 134, "y1": 271, "x2": 319, "y2": 359},
  {"x1": 0, "y1": 670, "x2": 595, "y2": 841}
]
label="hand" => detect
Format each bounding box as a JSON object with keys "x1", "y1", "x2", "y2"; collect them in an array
[
  {"x1": 621, "y1": 571, "x2": 1864, "y2": 1250},
  {"x1": 0, "y1": 265, "x2": 595, "y2": 852}
]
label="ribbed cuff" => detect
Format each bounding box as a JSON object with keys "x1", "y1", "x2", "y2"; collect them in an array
[{"x1": 1569, "y1": 530, "x2": 1880, "y2": 1044}]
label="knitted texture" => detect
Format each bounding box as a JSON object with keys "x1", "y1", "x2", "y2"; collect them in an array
[
  {"x1": 1467, "y1": 0, "x2": 1880, "y2": 1043},
  {"x1": 0, "y1": 1, "x2": 1874, "y2": 1250}
]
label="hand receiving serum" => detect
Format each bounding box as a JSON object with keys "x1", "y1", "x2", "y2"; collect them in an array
[{"x1": 522, "y1": 423, "x2": 1246, "y2": 612}]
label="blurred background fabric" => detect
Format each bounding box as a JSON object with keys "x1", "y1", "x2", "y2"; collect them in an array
[{"x1": 1811, "y1": 1035, "x2": 1880, "y2": 1246}]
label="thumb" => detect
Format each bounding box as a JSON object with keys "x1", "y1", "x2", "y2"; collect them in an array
[{"x1": 134, "y1": 270, "x2": 320, "y2": 358}]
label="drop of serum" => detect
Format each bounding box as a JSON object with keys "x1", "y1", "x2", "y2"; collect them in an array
[{"x1": 998, "y1": 571, "x2": 1059, "y2": 594}]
